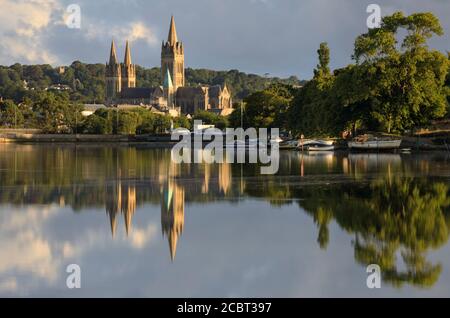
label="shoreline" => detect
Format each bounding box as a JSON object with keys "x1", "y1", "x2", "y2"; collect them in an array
[{"x1": 0, "y1": 132, "x2": 449, "y2": 152}]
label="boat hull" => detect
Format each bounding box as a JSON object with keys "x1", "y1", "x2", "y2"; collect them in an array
[
  {"x1": 348, "y1": 140, "x2": 402, "y2": 150},
  {"x1": 307, "y1": 145, "x2": 335, "y2": 152}
]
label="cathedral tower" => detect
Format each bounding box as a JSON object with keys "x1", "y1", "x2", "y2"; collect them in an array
[
  {"x1": 161, "y1": 16, "x2": 185, "y2": 91},
  {"x1": 105, "y1": 40, "x2": 122, "y2": 104},
  {"x1": 121, "y1": 40, "x2": 136, "y2": 90}
]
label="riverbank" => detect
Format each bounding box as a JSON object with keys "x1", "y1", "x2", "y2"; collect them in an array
[
  {"x1": 1, "y1": 130, "x2": 450, "y2": 151},
  {"x1": 0, "y1": 131, "x2": 178, "y2": 147}
]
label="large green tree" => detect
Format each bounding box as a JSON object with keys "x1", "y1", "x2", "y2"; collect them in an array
[
  {"x1": 234, "y1": 83, "x2": 294, "y2": 129},
  {"x1": 349, "y1": 12, "x2": 449, "y2": 133},
  {"x1": 289, "y1": 42, "x2": 341, "y2": 137},
  {"x1": 32, "y1": 92, "x2": 83, "y2": 133}
]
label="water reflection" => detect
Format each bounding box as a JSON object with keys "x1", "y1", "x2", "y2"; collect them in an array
[
  {"x1": 301, "y1": 175, "x2": 450, "y2": 288},
  {"x1": 1, "y1": 144, "x2": 450, "y2": 292}
]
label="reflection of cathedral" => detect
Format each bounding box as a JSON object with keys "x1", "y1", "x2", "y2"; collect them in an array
[
  {"x1": 161, "y1": 181, "x2": 185, "y2": 261},
  {"x1": 106, "y1": 180, "x2": 137, "y2": 237},
  {"x1": 102, "y1": 157, "x2": 236, "y2": 261}
]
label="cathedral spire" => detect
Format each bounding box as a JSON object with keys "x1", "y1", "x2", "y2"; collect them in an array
[
  {"x1": 124, "y1": 40, "x2": 132, "y2": 65},
  {"x1": 109, "y1": 40, "x2": 118, "y2": 65},
  {"x1": 164, "y1": 68, "x2": 173, "y2": 88},
  {"x1": 167, "y1": 15, "x2": 178, "y2": 45}
]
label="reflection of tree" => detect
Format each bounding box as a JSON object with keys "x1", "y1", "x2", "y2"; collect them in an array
[{"x1": 300, "y1": 177, "x2": 450, "y2": 288}]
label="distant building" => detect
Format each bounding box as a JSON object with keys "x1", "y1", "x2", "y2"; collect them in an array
[
  {"x1": 57, "y1": 66, "x2": 66, "y2": 75},
  {"x1": 105, "y1": 16, "x2": 234, "y2": 117}
]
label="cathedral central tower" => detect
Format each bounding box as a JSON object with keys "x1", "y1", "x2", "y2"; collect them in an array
[{"x1": 161, "y1": 16, "x2": 185, "y2": 91}]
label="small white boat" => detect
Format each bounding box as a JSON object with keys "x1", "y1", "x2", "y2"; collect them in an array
[
  {"x1": 307, "y1": 145, "x2": 335, "y2": 152},
  {"x1": 348, "y1": 138, "x2": 402, "y2": 150},
  {"x1": 300, "y1": 139, "x2": 334, "y2": 146}
]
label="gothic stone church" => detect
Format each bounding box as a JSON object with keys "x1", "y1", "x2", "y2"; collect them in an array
[{"x1": 105, "y1": 16, "x2": 233, "y2": 117}]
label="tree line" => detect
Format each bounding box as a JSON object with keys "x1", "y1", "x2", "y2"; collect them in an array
[
  {"x1": 0, "y1": 90, "x2": 230, "y2": 134},
  {"x1": 0, "y1": 62, "x2": 302, "y2": 105}
]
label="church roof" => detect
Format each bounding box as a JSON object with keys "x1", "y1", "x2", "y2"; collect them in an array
[
  {"x1": 176, "y1": 86, "x2": 206, "y2": 99},
  {"x1": 121, "y1": 87, "x2": 157, "y2": 99},
  {"x1": 208, "y1": 85, "x2": 222, "y2": 98}
]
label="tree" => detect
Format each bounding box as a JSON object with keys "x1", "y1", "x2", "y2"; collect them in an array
[
  {"x1": 32, "y1": 92, "x2": 75, "y2": 133},
  {"x1": 117, "y1": 111, "x2": 140, "y2": 135},
  {"x1": 82, "y1": 114, "x2": 111, "y2": 134},
  {"x1": 0, "y1": 99, "x2": 24, "y2": 128},
  {"x1": 289, "y1": 42, "x2": 341, "y2": 137},
  {"x1": 173, "y1": 115, "x2": 192, "y2": 130},
  {"x1": 193, "y1": 110, "x2": 229, "y2": 129},
  {"x1": 349, "y1": 11, "x2": 449, "y2": 133},
  {"x1": 314, "y1": 42, "x2": 331, "y2": 80},
  {"x1": 152, "y1": 114, "x2": 171, "y2": 134},
  {"x1": 242, "y1": 84, "x2": 294, "y2": 130}
]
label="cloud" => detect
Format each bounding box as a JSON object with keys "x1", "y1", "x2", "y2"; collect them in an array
[
  {"x1": 85, "y1": 20, "x2": 158, "y2": 46},
  {"x1": 0, "y1": 0, "x2": 63, "y2": 64},
  {"x1": 0, "y1": 277, "x2": 17, "y2": 293},
  {"x1": 128, "y1": 224, "x2": 158, "y2": 249},
  {"x1": 0, "y1": 0, "x2": 449, "y2": 76},
  {"x1": 0, "y1": 206, "x2": 62, "y2": 282},
  {"x1": 0, "y1": 203, "x2": 158, "y2": 295}
]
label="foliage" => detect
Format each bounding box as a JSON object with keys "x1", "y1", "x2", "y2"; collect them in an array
[
  {"x1": 173, "y1": 115, "x2": 192, "y2": 130},
  {"x1": 0, "y1": 63, "x2": 302, "y2": 105},
  {"x1": 228, "y1": 83, "x2": 294, "y2": 130},
  {"x1": 0, "y1": 99, "x2": 24, "y2": 128},
  {"x1": 193, "y1": 110, "x2": 229, "y2": 130},
  {"x1": 82, "y1": 108, "x2": 172, "y2": 135},
  {"x1": 185, "y1": 68, "x2": 302, "y2": 101},
  {"x1": 289, "y1": 12, "x2": 450, "y2": 136},
  {"x1": 300, "y1": 176, "x2": 450, "y2": 288},
  {"x1": 32, "y1": 91, "x2": 83, "y2": 133}
]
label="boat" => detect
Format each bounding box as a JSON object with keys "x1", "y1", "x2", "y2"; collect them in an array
[
  {"x1": 348, "y1": 135, "x2": 402, "y2": 150},
  {"x1": 307, "y1": 145, "x2": 335, "y2": 152},
  {"x1": 300, "y1": 139, "x2": 334, "y2": 146},
  {"x1": 280, "y1": 139, "x2": 299, "y2": 150},
  {"x1": 297, "y1": 139, "x2": 335, "y2": 152}
]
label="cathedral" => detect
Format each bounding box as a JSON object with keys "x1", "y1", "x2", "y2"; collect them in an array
[{"x1": 105, "y1": 16, "x2": 233, "y2": 117}]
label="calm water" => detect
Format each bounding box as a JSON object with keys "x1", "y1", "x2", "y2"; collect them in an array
[{"x1": 1, "y1": 144, "x2": 450, "y2": 297}]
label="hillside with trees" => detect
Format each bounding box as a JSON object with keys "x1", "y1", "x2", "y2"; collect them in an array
[{"x1": 0, "y1": 62, "x2": 303, "y2": 105}]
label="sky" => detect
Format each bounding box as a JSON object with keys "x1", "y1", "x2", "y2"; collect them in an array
[{"x1": 0, "y1": 0, "x2": 449, "y2": 79}]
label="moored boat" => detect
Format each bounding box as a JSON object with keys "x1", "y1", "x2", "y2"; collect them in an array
[
  {"x1": 280, "y1": 139, "x2": 299, "y2": 149},
  {"x1": 348, "y1": 135, "x2": 402, "y2": 150},
  {"x1": 307, "y1": 145, "x2": 335, "y2": 152},
  {"x1": 300, "y1": 139, "x2": 334, "y2": 146}
]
